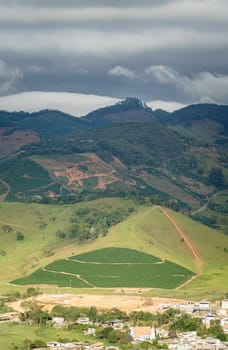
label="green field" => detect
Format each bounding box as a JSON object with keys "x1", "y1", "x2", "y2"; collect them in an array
[
  {"x1": 0, "y1": 198, "x2": 135, "y2": 288},
  {"x1": 12, "y1": 268, "x2": 89, "y2": 288},
  {"x1": 13, "y1": 248, "x2": 194, "y2": 289},
  {"x1": 70, "y1": 247, "x2": 160, "y2": 263},
  {"x1": 0, "y1": 323, "x2": 94, "y2": 350},
  {"x1": 0, "y1": 200, "x2": 228, "y2": 298}
]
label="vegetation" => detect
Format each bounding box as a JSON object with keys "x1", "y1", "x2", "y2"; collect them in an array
[
  {"x1": 0, "y1": 202, "x2": 227, "y2": 297},
  {"x1": 70, "y1": 247, "x2": 160, "y2": 263},
  {"x1": 0, "y1": 157, "x2": 55, "y2": 201},
  {"x1": 12, "y1": 248, "x2": 194, "y2": 289}
]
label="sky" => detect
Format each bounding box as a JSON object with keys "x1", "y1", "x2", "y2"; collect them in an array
[{"x1": 0, "y1": 0, "x2": 228, "y2": 115}]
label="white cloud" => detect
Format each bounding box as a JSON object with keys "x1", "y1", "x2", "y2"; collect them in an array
[
  {"x1": 108, "y1": 66, "x2": 137, "y2": 79},
  {"x1": 146, "y1": 100, "x2": 185, "y2": 112},
  {"x1": 1, "y1": 27, "x2": 227, "y2": 58},
  {"x1": 180, "y1": 71, "x2": 228, "y2": 102},
  {"x1": 146, "y1": 65, "x2": 228, "y2": 103},
  {"x1": 0, "y1": 1, "x2": 227, "y2": 24},
  {"x1": 0, "y1": 90, "x2": 187, "y2": 115},
  {"x1": 0, "y1": 91, "x2": 119, "y2": 117},
  {"x1": 0, "y1": 60, "x2": 23, "y2": 94},
  {"x1": 145, "y1": 65, "x2": 179, "y2": 84}
]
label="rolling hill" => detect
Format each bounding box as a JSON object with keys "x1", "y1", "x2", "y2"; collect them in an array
[
  {"x1": 168, "y1": 104, "x2": 228, "y2": 146},
  {"x1": 0, "y1": 199, "x2": 227, "y2": 298},
  {"x1": 0, "y1": 99, "x2": 227, "y2": 234},
  {"x1": 0, "y1": 98, "x2": 227, "y2": 297}
]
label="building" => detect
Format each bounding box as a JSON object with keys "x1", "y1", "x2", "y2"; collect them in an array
[
  {"x1": 77, "y1": 317, "x2": 90, "y2": 325},
  {"x1": 52, "y1": 317, "x2": 68, "y2": 328},
  {"x1": 221, "y1": 318, "x2": 228, "y2": 334},
  {"x1": 129, "y1": 326, "x2": 156, "y2": 342}
]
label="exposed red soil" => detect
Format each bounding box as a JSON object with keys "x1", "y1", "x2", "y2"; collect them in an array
[
  {"x1": 160, "y1": 207, "x2": 203, "y2": 288},
  {"x1": 54, "y1": 153, "x2": 118, "y2": 191}
]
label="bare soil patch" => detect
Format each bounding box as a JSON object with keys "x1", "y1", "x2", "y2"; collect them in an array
[{"x1": 34, "y1": 293, "x2": 186, "y2": 313}]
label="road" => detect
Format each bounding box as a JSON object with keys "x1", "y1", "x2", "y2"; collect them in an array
[{"x1": 160, "y1": 207, "x2": 203, "y2": 288}]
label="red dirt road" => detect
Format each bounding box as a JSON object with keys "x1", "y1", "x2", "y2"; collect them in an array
[{"x1": 160, "y1": 207, "x2": 203, "y2": 288}]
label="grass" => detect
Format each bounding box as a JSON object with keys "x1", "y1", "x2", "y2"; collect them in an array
[
  {"x1": 0, "y1": 322, "x2": 95, "y2": 350},
  {"x1": 0, "y1": 304, "x2": 13, "y2": 314},
  {"x1": 13, "y1": 248, "x2": 194, "y2": 289},
  {"x1": 0, "y1": 200, "x2": 228, "y2": 298},
  {"x1": 163, "y1": 208, "x2": 228, "y2": 293},
  {"x1": 142, "y1": 175, "x2": 200, "y2": 207},
  {"x1": 0, "y1": 198, "x2": 135, "y2": 286}
]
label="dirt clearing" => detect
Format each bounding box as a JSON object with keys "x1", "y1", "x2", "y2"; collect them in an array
[{"x1": 34, "y1": 293, "x2": 186, "y2": 313}]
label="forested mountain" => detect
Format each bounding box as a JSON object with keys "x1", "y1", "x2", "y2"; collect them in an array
[
  {"x1": 0, "y1": 99, "x2": 227, "y2": 233},
  {"x1": 167, "y1": 104, "x2": 228, "y2": 147},
  {"x1": 0, "y1": 109, "x2": 89, "y2": 137}
]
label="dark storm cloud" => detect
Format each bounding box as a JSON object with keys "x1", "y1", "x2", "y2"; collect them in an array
[{"x1": 0, "y1": 0, "x2": 228, "y2": 106}]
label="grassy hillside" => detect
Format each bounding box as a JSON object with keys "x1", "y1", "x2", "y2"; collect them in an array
[
  {"x1": 0, "y1": 200, "x2": 227, "y2": 297},
  {"x1": 0, "y1": 323, "x2": 94, "y2": 350},
  {"x1": 0, "y1": 198, "x2": 135, "y2": 287}
]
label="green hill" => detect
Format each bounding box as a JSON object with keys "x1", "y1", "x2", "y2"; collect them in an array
[
  {"x1": 0, "y1": 200, "x2": 227, "y2": 298},
  {"x1": 168, "y1": 104, "x2": 228, "y2": 145}
]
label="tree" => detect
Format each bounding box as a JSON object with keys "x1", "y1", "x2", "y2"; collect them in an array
[
  {"x1": 89, "y1": 306, "x2": 97, "y2": 322},
  {"x1": 209, "y1": 167, "x2": 225, "y2": 189},
  {"x1": 3, "y1": 225, "x2": 12, "y2": 233},
  {"x1": 56, "y1": 230, "x2": 66, "y2": 239},
  {"x1": 17, "y1": 232, "x2": 24, "y2": 241},
  {"x1": 107, "y1": 330, "x2": 118, "y2": 343}
]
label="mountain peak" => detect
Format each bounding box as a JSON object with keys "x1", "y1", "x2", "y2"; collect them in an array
[{"x1": 118, "y1": 97, "x2": 150, "y2": 110}]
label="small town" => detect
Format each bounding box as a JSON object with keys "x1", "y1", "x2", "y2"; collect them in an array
[{"x1": 1, "y1": 294, "x2": 228, "y2": 350}]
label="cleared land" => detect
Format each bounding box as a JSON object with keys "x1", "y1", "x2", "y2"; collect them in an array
[{"x1": 34, "y1": 293, "x2": 186, "y2": 313}]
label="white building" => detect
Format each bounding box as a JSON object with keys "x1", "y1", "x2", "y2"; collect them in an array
[
  {"x1": 129, "y1": 326, "x2": 156, "y2": 342},
  {"x1": 77, "y1": 317, "x2": 90, "y2": 325}
]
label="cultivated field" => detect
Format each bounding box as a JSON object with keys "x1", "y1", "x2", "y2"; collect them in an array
[
  {"x1": 13, "y1": 248, "x2": 194, "y2": 289},
  {"x1": 0, "y1": 200, "x2": 228, "y2": 298}
]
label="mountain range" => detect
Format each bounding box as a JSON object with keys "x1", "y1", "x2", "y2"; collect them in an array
[{"x1": 0, "y1": 98, "x2": 227, "y2": 233}]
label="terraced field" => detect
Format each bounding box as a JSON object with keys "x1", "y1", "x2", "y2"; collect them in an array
[{"x1": 12, "y1": 248, "x2": 194, "y2": 289}]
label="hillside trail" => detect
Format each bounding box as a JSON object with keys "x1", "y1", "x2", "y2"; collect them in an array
[
  {"x1": 160, "y1": 207, "x2": 203, "y2": 288},
  {"x1": 190, "y1": 191, "x2": 221, "y2": 216},
  {"x1": 0, "y1": 220, "x2": 25, "y2": 228},
  {"x1": 42, "y1": 267, "x2": 95, "y2": 288},
  {"x1": 69, "y1": 257, "x2": 165, "y2": 265},
  {"x1": 0, "y1": 179, "x2": 10, "y2": 201}
]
